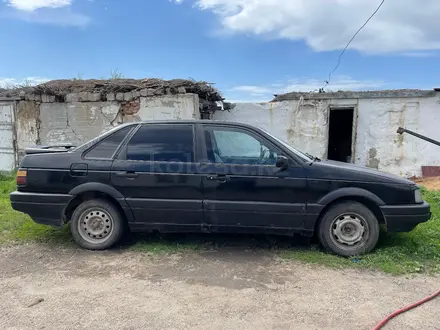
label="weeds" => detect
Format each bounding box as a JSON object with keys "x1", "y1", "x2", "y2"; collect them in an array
[{"x1": 0, "y1": 176, "x2": 439, "y2": 275}]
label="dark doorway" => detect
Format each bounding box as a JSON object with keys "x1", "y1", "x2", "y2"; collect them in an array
[{"x1": 327, "y1": 108, "x2": 354, "y2": 163}]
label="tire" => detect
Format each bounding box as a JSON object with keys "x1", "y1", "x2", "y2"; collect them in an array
[
  {"x1": 70, "y1": 199, "x2": 125, "y2": 250},
  {"x1": 317, "y1": 201, "x2": 380, "y2": 257}
]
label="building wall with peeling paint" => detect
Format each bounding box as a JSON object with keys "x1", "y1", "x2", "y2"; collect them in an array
[
  {"x1": 27, "y1": 94, "x2": 198, "y2": 149},
  {"x1": 36, "y1": 95, "x2": 200, "y2": 149},
  {"x1": 0, "y1": 94, "x2": 200, "y2": 170},
  {"x1": 15, "y1": 101, "x2": 39, "y2": 160},
  {"x1": 3, "y1": 89, "x2": 440, "y2": 177},
  {"x1": 0, "y1": 101, "x2": 15, "y2": 171},
  {"x1": 215, "y1": 101, "x2": 330, "y2": 157},
  {"x1": 214, "y1": 92, "x2": 440, "y2": 177},
  {"x1": 38, "y1": 102, "x2": 121, "y2": 147}
]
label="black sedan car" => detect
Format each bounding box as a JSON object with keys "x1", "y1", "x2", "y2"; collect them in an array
[{"x1": 10, "y1": 120, "x2": 431, "y2": 256}]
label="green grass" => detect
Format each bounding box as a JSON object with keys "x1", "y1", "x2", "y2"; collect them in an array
[
  {"x1": 0, "y1": 174, "x2": 73, "y2": 245},
  {"x1": 0, "y1": 174, "x2": 439, "y2": 274},
  {"x1": 282, "y1": 187, "x2": 440, "y2": 275},
  {"x1": 128, "y1": 237, "x2": 204, "y2": 254}
]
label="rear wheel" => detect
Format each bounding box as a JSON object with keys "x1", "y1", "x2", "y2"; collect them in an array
[
  {"x1": 70, "y1": 199, "x2": 125, "y2": 250},
  {"x1": 318, "y1": 201, "x2": 380, "y2": 257}
]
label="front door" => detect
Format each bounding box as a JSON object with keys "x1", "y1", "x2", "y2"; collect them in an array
[
  {"x1": 111, "y1": 123, "x2": 203, "y2": 232},
  {"x1": 200, "y1": 124, "x2": 307, "y2": 233}
]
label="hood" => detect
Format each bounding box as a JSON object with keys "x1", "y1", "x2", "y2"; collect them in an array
[{"x1": 310, "y1": 160, "x2": 414, "y2": 185}]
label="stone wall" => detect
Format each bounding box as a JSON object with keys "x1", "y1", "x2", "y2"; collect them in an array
[
  {"x1": 0, "y1": 101, "x2": 15, "y2": 171},
  {"x1": 214, "y1": 91, "x2": 440, "y2": 177},
  {"x1": 4, "y1": 88, "x2": 440, "y2": 177},
  {"x1": 214, "y1": 101, "x2": 329, "y2": 159},
  {"x1": 11, "y1": 94, "x2": 200, "y2": 164}
]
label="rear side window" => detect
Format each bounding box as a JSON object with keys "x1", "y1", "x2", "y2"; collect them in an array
[
  {"x1": 85, "y1": 126, "x2": 132, "y2": 159},
  {"x1": 126, "y1": 125, "x2": 194, "y2": 162}
]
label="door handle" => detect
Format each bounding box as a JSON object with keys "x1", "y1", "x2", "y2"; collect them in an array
[
  {"x1": 207, "y1": 175, "x2": 230, "y2": 183},
  {"x1": 115, "y1": 171, "x2": 139, "y2": 179}
]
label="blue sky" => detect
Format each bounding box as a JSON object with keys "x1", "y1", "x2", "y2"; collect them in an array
[{"x1": 0, "y1": 0, "x2": 440, "y2": 101}]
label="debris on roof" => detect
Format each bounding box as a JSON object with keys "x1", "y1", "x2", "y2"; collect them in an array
[
  {"x1": 0, "y1": 78, "x2": 223, "y2": 102},
  {"x1": 272, "y1": 89, "x2": 436, "y2": 102}
]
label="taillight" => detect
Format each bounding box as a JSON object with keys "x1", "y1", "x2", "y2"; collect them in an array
[{"x1": 16, "y1": 169, "x2": 27, "y2": 185}]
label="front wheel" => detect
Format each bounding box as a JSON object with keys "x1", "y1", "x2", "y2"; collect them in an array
[
  {"x1": 70, "y1": 199, "x2": 125, "y2": 250},
  {"x1": 318, "y1": 201, "x2": 380, "y2": 257}
]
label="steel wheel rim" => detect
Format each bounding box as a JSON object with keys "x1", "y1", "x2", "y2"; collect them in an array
[
  {"x1": 329, "y1": 213, "x2": 370, "y2": 251},
  {"x1": 78, "y1": 208, "x2": 114, "y2": 244}
]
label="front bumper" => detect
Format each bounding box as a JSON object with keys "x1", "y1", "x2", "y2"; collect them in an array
[
  {"x1": 380, "y1": 201, "x2": 431, "y2": 233},
  {"x1": 10, "y1": 191, "x2": 72, "y2": 227}
]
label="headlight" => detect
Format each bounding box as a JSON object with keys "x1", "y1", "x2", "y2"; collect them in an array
[{"x1": 414, "y1": 188, "x2": 423, "y2": 204}]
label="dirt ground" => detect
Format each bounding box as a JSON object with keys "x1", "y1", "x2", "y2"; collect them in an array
[
  {"x1": 413, "y1": 176, "x2": 440, "y2": 190},
  {"x1": 0, "y1": 245, "x2": 439, "y2": 330}
]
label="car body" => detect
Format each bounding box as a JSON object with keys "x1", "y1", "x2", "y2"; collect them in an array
[{"x1": 10, "y1": 120, "x2": 431, "y2": 256}]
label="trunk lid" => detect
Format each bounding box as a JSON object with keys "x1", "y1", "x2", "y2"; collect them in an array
[{"x1": 24, "y1": 145, "x2": 76, "y2": 155}]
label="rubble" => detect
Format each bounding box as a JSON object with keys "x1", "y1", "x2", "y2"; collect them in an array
[
  {"x1": 272, "y1": 89, "x2": 435, "y2": 102},
  {"x1": 0, "y1": 78, "x2": 223, "y2": 103}
]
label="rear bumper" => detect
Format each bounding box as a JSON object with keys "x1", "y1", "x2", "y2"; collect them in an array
[
  {"x1": 10, "y1": 191, "x2": 72, "y2": 227},
  {"x1": 380, "y1": 201, "x2": 431, "y2": 233}
]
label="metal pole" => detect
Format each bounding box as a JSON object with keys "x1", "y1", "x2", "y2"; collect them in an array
[{"x1": 397, "y1": 127, "x2": 440, "y2": 147}]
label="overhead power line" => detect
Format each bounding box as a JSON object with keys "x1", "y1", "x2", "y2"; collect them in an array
[{"x1": 321, "y1": 0, "x2": 386, "y2": 92}]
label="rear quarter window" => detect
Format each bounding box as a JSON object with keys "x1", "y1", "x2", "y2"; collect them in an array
[{"x1": 84, "y1": 126, "x2": 133, "y2": 159}]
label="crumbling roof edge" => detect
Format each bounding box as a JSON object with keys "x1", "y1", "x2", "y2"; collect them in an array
[
  {"x1": 0, "y1": 97, "x2": 20, "y2": 101},
  {"x1": 0, "y1": 78, "x2": 224, "y2": 103},
  {"x1": 272, "y1": 89, "x2": 436, "y2": 102}
]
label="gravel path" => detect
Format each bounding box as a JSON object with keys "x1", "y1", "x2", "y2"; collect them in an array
[{"x1": 0, "y1": 244, "x2": 439, "y2": 330}]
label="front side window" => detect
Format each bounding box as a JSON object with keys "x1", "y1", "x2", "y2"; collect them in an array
[
  {"x1": 85, "y1": 126, "x2": 133, "y2": 159},
  {"x1": 204, "y1": 126, "x2": 278, "y2": 165},
  {"x1": 126, "y1": 125, "x2": 194, "y2": 162},
  {"x1": 261, "y1": 128, "x2": 311, "y2": 162}
]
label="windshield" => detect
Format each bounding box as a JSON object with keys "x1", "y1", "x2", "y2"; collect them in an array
[{"x1": 260, "y1": 128, "x2": 313, "y2": 162}]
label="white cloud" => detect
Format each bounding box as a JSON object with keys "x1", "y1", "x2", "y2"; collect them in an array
[
  {"x1": 6, "y1": 0, "x2": 72, "y2": 11},
  {"x1": 228, "y1": 76, "x2": 385, "y2": 102},
  {"x1": 15, "y1": 8, "x2": 91, "y2": 27},
  {"x1": 176, "y1": 0, "x2": 440, "y2": 54},
  {"x1": 0, "y1": 77, "x2": 50, "y2": 88},
  {"x1": 233, "y1": 85, "x2": 272, "y2": 94},
  {"x1": 2, "y1": 0, "x2": 91, "y2": 27}
]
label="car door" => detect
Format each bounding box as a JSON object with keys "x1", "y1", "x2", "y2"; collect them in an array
[
  {"x1": 110, "y1": 123, "x2": 204, "y2": 232},
  {"x1": 200, "y1": 124, "x2": 307, "y2": 233}
]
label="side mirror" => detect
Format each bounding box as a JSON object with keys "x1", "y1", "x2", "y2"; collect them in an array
[{"x1": 276, "y1": 155, "x2": 289, "y2": 170}]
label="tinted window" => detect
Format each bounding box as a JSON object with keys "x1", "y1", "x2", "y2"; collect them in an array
[
  {"x1": 127, "y1": 125, "x2": 194, "y2": 162},
  {"x1": 204, "y1": 127, "x2": 277, "y2": 165},
  {"x1": 85, "y1": 126, "x2": 132, "y2": 159}
]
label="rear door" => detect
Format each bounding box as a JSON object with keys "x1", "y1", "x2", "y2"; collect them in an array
[
  {"x1": 110, "y1": 123, "x2": 203, "y2": 232},
  {"x1": 200, "y1": 124, "x2": 307, "y2": 233}
]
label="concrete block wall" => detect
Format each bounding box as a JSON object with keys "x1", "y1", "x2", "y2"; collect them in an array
[
  {"x1": 214, "y1": 101, "x2": 329, "y2": 159},
  {"x1": 5, "y1": 89, "x2": 440, "y2": 177},
  {"x1": 14, "y1": 94, "x2": 200, "y2": 160},
  {"x1": 214, "y1": 92, "x2": 440, "y2": 177},
  {"x1": 0, "y1": 101, "x2": 15, "y2": 171},
  {"x1": 38, "y1": 102, "x2": 121, "y2": 146}
]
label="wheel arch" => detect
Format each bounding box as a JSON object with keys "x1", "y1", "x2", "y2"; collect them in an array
[
  {"x1": 318, "y1": 187, "x2": 385, "y2": 206},
  {"x1": 69, "y1": 182, "x2": 125, "y2": 200},
  {"x1": 64, "y1": 183, "x2": 132, "y2": 223},
  {"x1": 314, "y1": 188, "x2": 387, "y2": 232}
]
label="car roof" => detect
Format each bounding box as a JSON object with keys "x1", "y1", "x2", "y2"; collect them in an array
[{"x1": 130, "y1": 120, "x2": 257, "y2": 128}]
